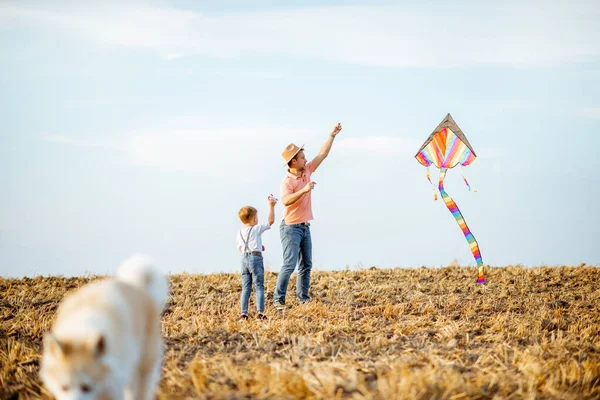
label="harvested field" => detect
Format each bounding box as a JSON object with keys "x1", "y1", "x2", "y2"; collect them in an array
[{"x1": 1, "y1": 266, "x2": 599, "y2": 399}]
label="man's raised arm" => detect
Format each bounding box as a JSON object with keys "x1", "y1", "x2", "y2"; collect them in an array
[{"x1": 311, "y1": 122, "x2": 342, "y2": 171}]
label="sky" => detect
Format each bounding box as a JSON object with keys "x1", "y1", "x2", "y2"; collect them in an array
[{"x1": 1, "y1": 0, "x2": 599, "y2": 277}]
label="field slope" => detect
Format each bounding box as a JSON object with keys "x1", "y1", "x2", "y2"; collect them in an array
[{"x1": 1, "y1": 266, "x2": 599, "y2": 399}]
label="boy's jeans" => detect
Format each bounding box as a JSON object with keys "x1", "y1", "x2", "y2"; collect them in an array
[
  {"x1": 274, "y1": 221, "x2": 312, "y2": 304},
  {"x1": 240, "y1": 254, "x2": 265, "y2": 314}
]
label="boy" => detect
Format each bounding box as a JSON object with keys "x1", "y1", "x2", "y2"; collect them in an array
[{"x1": 236, "y1": 197, "x2": 277, "y2": 320}]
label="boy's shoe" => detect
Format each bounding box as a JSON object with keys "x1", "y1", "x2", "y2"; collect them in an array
[
  {"x1": 298, "y1": 298, "x2": 312, "y2": 305},
  {"x1": 239, "y1": 313, "x2": 249, "y2": 320},
  {"x1": 256, "y1": 313, "x2": 268, "y2": 320},
  {"x1": 273, "y1": 300, "x2": 286, "y2": 310}
]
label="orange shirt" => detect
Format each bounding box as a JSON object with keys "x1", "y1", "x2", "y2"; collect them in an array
[{"x1": 280, "y1": 161, "x2": 315, "y2": 224}]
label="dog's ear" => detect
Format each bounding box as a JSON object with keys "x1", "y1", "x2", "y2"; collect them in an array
[
  {"x1": 88, "y1": 333, "x2": 106, "y2": 357},
  {"x1": 43, "y1": 332, "x2": 65, "y2": 357}
]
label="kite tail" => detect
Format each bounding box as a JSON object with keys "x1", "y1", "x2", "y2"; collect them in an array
[
  {"x1": 438, "y1": 169, "x2": 485, "y2": 284},
  {"x1": 426, "y1": 167, "x2": 438, "y2": 200},
  {"x1": 460, "y1": 166, "x2": 478, "y2": 192}
]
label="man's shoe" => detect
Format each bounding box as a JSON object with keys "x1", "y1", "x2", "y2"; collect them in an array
[
  {"x1": 256, "y1": 313, "x2": 268, "y2": 320},
  {"x1": 239, "y1": 313, "x2": 249, "y2": 320},
  {"x1": 273, "y1": 300, "x2": 286, "y2": 310}
]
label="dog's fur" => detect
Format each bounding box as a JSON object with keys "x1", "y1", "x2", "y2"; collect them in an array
[{"x1": 40, "y1": 255, "x2": 169, "y2": 400}]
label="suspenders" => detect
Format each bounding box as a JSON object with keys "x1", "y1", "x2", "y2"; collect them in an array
[{"x1": 239, "y1": 226, "x2": 254, "y2": 254}]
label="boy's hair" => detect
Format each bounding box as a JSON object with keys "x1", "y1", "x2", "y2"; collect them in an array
[{"x1": 238, "y1": 206, "x2": 257, "y2": 223}]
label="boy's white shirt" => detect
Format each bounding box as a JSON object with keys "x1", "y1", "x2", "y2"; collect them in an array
[{"x1": 236, "y1": 222, "x2": 271, "y2": 253}]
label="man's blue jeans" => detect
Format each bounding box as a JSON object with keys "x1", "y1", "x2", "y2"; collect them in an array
[
  {"x1": 240, "y1": 254, "x2": 265, "y2": 314},
  {"x1": 274, "y1": 221, "x2": 312, "y2": 303}
]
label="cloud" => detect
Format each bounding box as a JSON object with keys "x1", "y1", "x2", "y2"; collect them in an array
[
  {"x1": 43, "y1": 122, "x2": 423, "y2": 181},
  {"x1": 124, "y1": 127, "x2": 312, "y2": 180},
  {"x1": 2, "y1": 1, "x2": 599, "y2": 67},
  {"x1": 44, "y1": 124, "x2": 318, "y2": 181}
]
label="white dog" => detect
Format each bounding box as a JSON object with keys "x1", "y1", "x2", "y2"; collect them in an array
[{"x1": 40, "y1": 255, "x2": 169, "y2": 400}]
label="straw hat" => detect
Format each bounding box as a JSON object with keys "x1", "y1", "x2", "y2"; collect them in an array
[{"x1": 281, "y1": 143, "x2": 304, "y2": 166}]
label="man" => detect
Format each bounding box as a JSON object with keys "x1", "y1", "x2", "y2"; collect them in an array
[{"x1": 273, "y1": 122, "x2": 342, "y2": 310}]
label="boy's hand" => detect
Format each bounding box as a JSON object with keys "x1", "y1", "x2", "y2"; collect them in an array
[
  {"x1": 268, "y1": 194, "x2": 278, "y2": 207},
  {"x1": 267, "y1": 194, "x2": 277, "y2": 225}
]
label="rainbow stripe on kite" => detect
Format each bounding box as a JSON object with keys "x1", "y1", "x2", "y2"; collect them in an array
[
  {"x1": 415, "y1": 114, "x2": 485, "y2": 284},
  {"x1": 415, "y1": 127, "x2": 476, "y2": 169},
  {"x1": 438, "y1": 169, "x2": 485, "y2": 283}
]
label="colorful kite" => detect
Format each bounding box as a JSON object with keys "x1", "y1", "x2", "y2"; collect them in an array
[{"x1": 415, "y1": 114, "x2": 485, "y2": 284}]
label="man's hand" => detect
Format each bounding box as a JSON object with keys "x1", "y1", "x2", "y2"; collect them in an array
[
  {"x1": 283, "y1": 182, "x2": 316, "y2": 206},
  {"x1": 331, "y1": 122, "x2": 342, "y2": 137},
  {"x1": 303, "y1": 181, "x2": 316, "y2": 193}
]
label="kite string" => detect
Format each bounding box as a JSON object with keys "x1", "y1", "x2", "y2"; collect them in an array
[{"x1": 438, "y1": 168, "x2": 486, "y2": 284}]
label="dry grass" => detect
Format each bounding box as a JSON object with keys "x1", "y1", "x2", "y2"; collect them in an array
[{"x1": 1, "y1": 266, "x2": 599, "y2": 399}]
